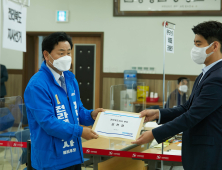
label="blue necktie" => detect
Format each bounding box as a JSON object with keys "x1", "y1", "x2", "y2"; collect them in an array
[{"x1": 59, "y1": 76, "x2": 67, "y2": 94}]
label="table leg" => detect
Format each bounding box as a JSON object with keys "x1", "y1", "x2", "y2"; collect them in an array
[
  {"x1": 93, "y1": 156, "x2": 101, "y2": 170},
  {"x1": 147, "y1": 160, "x2": 158, "y2": 170}
]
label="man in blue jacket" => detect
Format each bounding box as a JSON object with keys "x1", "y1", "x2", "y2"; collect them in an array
[
  {"x1": 132, "y1": 21, "x2": 222, "y2": 170},
  {"x1": 24, "y1": 32, "x2": 103, "y2": 170}
]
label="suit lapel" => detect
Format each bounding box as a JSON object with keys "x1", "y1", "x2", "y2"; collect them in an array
[
  {"x1": 188, "y1": 60, "x2": 222, "y2": 108},
  {"x1": 197, "y1": 60, "x2": 222, "y2": 88},
  {"x1": 189, "y1": 73, "x2": 203, "y2": 102},
  {"x1": 194, "y1": 73, "x2": 203, "y2": 89}
]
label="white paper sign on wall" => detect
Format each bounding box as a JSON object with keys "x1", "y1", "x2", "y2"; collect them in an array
[
  {"x1": 166, "y1": 28, "x2": 174, "y2": 54},
  {"x1": 3, "y1": 0, "x2": 27, "y2": 52}
]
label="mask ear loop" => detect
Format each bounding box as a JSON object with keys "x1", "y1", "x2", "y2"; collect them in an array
[
  {"x1": 48, "y1": 53, "x2": 55, "y2": 65},
  {"x1": 206, "y1": 42, "x2": 215, "y2": 57}
]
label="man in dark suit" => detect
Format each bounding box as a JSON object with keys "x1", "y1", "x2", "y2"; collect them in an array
[
  {"x1": 0, "y1": 64, "x2": 8, "y2": 98},
  {"x1": 132, "y1": 21, "x2": 222, "y2": 170},
  {"x1": 165, "y1": 77, "x2": 188, "y2": 108}
]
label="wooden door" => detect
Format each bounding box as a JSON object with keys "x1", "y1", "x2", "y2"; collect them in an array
[{"x1": 72, "y1": 37, "x2": 102, "y2": 109}]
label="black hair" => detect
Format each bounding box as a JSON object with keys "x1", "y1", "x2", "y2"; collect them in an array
[
  {"x1": 192, "y1": 21, "x2": 222, "y2": 53},
  {"x1": 42, "y1": 32, "x2": 73, "y2": 59},
  {"x1": 177, "y1": 77, "x2": 188, "y2": 84}
]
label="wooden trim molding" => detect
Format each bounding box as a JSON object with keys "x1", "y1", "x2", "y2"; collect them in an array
[
  {"x1": 99, "y1": 33, "x2": 104, "y2": 108},
  {"x1": 7, "y1": 69, "x2": 23, "y2": 74},
  {"x1": 26, "y1": 32, "x2": 104, "y2": 37},
  {"x1": 102, "y1": 73, "x2": 198, "y2": 81}
]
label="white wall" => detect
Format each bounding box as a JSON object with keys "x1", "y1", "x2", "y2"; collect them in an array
[{"x1": 1, "y1": 0, "x2": 222, "y2": 74}]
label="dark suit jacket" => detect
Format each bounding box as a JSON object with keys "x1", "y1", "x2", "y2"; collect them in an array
[
  {"x1": 0, "y1": 64, "x2": 8, "y2": 97},
  {"x1": 153, "y1": 60, "x2": 222, "y2": 170},
  {"x1": 165, "y1": 89, "x2": 186, "y2": 108}
]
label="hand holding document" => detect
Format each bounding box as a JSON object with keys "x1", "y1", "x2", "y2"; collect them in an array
[
  {"x1": 81, "y1": 127, "x2": 99, "y2": 140},
  {"x1": 92, "y1": 110, "x2": 145, "y2": 141},
  {"x1": 139, "y1": 109, "x2": 160, "y2": 123},
  {"x1": 131, "y1": 130, "x2": 154, "y2": 145}
]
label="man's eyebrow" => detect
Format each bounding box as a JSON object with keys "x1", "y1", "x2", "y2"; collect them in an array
[
  {"x1": 58, "y1": 49, "x2": 71, "y2": 51},
  {"x1": 194, "y1": 40, "x2": 201, "y2": 43}
]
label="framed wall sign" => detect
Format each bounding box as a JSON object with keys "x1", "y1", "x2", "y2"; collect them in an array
[{"x1": 114, "y1": 0, "x2": 222, "y2": 16}]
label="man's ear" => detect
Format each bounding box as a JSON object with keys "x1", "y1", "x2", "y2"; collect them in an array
[
  {"x1": 43, "y1": 50, "x2": 49, "y2": 61},
  {"x1": 213, "y1": 41, "x2": 220, "y2": 52}
]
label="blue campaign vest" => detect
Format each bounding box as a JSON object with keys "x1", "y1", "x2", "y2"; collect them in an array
[
  {"x1": 52, "y1": 81, "x2": 82, "y2": 169},
  {"x1": 24, "y1": 61, "x2": 94, "y2": 170}
]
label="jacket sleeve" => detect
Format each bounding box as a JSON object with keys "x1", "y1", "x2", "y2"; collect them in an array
[
  {"x1": 158, "y1": 96, "x2": 190, "y2": 124},
  {"x1": 153, "y1": 77, "x2": 222, "y2": 143},
  {"x1": 158, "y1": 79, "x2": 199, "y2": 124},
  {"x1": 1, "y1": 65, "x2": 8, "y2": 83},
  {"x1": 78, "y1": 100, "x2": 94, "y2": 126},
  {"x1": 24, "y1": 84, "x2": 83, "y2": 141}
]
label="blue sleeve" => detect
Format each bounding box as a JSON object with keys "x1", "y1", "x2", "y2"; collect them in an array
[
  {"x1": 153, "y1": 77, "x2": 222, "y2": 143},
  {"x1": 78, "y1": 100, "x2": 94, "y2": 126},
  {"x1": 24, "y1": 85, "x2": 83, "y2": 141}
]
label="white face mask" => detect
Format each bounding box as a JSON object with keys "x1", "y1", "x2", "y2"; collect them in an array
[
  {"x1": 191, "y1": 43, "x2": 214, "y2": 64},
  {"x1": 179, "y1": 85, "x2": 188, "y2": 93},
  {"x1": 49, "y1": 54, "x2": 71, "y2": 72}
]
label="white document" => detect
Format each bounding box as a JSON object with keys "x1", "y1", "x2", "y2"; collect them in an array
[
  {"x1": 3, "y1": 0, "x2": 27, "y2": 52},
  {"x1": 94, "y1": 111, "x2": 142, "y2": 140},
  {"x1": 177, "y1": 143, "x2": 182, "y2": 147},
  {"x1": 145, "y1": 121, "x2": 161, "y2": 128},
  {"x1": 164, "y1": 150, "x2": 181, "y2": 156}
]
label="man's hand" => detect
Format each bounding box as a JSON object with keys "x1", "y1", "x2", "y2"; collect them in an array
[
  {"x1": 91, "y1": 108, "x2": 105, "y2": 120},
  {"x1": 139, "y1": 109, "x2": 159, "y2": 123},
  {"x1": 131, "y1": 131, "x2": 154, "y2": 145},
  {"x1": 81, "y1": 127, "x2": 99, "y2": 140}
]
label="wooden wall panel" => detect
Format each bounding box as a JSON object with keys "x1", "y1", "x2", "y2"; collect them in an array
[
  {"x1": 102, "y1": 77, "x2": 195, "y2": 109},
  {"x1": 138, "y1": 79, "x2": 178, "y2": 102},
  {"x1": 102, "y1": 78, "x2": 123, "y2": 109},
  {"x1": 23, "y1": 35, "x2": 36, "y2": 97},
  {"x1": 5, "y1": 74, "x2": 23, "y2": 98}
]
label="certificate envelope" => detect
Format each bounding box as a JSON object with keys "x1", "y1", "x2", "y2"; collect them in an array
[{"x1": 92, "y1": 110, "x2": 144, "y2": 141}]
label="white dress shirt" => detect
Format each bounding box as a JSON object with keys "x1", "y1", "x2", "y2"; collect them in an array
[
  {"x1": 46, "y1": 63, "x2": 65, "y2": 87},
  {"x1": 158, "y1": 59, "x2": 222, "y2": 124},
  {"x1": 198, "y1": 59, "x2": 222, "y2": 84}
]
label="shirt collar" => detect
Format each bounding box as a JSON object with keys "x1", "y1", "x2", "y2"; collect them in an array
[
  {"x1": 202, "y1": 59, "x2": 222, "y2": 76},
  {"x1": 46, "y1": 63, "x2": 64, "y2": 82}
]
